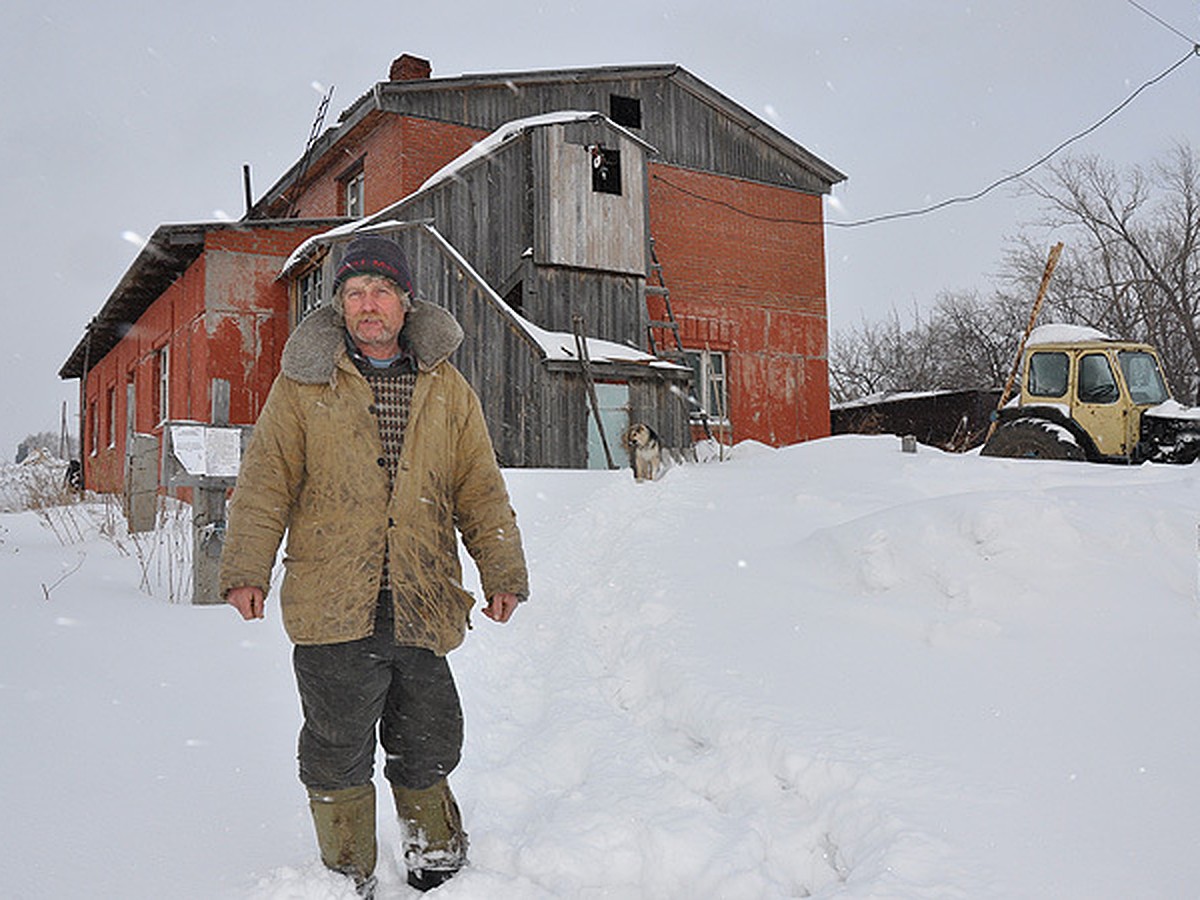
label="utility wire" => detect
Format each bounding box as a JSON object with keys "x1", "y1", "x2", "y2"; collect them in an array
[
  {"x1": 1125, "y1": 0, "x2": 1199, "y2": 45},
  {"x1": 652, "y1": 44, "x2": 1197, "y2": 230}
]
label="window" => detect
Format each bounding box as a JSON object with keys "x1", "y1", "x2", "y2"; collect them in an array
[
  {"x1": 1078, "y1": 353, "x2": 1119, "y2": 404},
  {"x1": 152, "y1": 346, "x2": 169, "y2": 426},
  {"x1": 684, "y1": 349, "x2": 728, "y2": 422},
  {"x1": 504, "y1": 281, "x2": 524, "y2": 317},
  {"x1": 105, "y1": 385, "x2": 117, "y2": 448},
  {"x1": 343, "y1": 167, "x2": 365, "y2": 218},
  {"x1": 299, "y1": 267, "x2": 324, "y2": 321},
  {"x1": 88, "y1": 400, "x2": 98, "y2": 456},
  {"x1": 1027, "y1": 351, "x2": 1069, "y2": 397},
  {"x1": 1118, "y1": 350, "x2": 1169, "y2": 405},
  {"x1": 609, "y1": 94, "x2": 642, "y2": 129},
  {"x1": 590, "y1": 145, "x2": 622, "y2": 195}
]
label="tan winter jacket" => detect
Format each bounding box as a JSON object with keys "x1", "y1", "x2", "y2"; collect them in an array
[{"x1": 218, "y1": 302, "x2": 529, "y2": 654}]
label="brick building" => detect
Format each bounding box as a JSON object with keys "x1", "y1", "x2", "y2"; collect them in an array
[
  {"x1": 58, "y1": 220, "x2": 342, "y2": 494},
  {"x1": 253, "y1": 55, "x2": 845, "y2": 448},
  {"x1": 60, "y1": 54, "x2": 844, "y2": 494}
]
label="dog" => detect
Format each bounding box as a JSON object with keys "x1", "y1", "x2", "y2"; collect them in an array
[{"x1": 621, "y1": 423, "x2": 663, "y2": 482}]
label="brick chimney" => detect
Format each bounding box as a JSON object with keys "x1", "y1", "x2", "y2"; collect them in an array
[{"x1": 390, "y1": 54, "x2": 432, "y2": 81}]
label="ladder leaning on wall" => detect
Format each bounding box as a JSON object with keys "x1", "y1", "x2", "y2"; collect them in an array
[
  {"x1": 644, "y1": 237, "x2": 715, "y2": 448},
  {"x1": 645, "y1": 237, "x2": 685, "y2": 363}
]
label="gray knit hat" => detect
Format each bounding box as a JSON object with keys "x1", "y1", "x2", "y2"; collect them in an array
[{"x1": 333, "y1": 235, "x2": 414, "y2": 294}]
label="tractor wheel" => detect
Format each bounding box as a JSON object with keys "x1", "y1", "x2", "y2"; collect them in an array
[{"x1": 981, "y1": 417, "x2": 1086, "y2": 461}]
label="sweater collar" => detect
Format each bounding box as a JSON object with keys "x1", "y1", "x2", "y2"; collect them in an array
[{"x1": 342, "y1": 330, "x2": 418, "y2": 375}]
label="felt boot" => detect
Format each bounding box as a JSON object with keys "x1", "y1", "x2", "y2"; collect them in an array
[
  {"x1": 391, "y1": 779, "x2": 468, "y2": 891},
  {"x1": 307, "y1": 784, "x2": 378, "y2": 897}
]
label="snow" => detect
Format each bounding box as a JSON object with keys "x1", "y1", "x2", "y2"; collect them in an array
[
  {"x1": 3, "y1": 436, "x2": 1200, "y2": 898},
  {"x1": 832, "y1": 389, "x2": 971, "y2": 410},
  {"x1": 1026, "y1": 324, "x2": 1114, "y2": 345},
  {"x1": 1146, "y1": 398, "x2": 1200, "y2": 422}
]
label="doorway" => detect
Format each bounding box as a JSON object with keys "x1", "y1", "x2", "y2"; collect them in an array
[{"x1": 586, "y1": 382, "x2": 629, "y2": 469}]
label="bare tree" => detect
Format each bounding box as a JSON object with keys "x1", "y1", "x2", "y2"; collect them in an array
[
  {"x1": 830, "y1": 291, "x2": 1025, "y2": 403},
  {"x1": 829, "y1": 307, "x2": 931, "y2": 404},
  {"x1": 1010, "y1": 143, "x2": 1200, "y2": 401}
]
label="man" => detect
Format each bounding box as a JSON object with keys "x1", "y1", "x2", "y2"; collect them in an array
[{"x1": 219, "y1": 234, "x2": 529, "y2": 896}]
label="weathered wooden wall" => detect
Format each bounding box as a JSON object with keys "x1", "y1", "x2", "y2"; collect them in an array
[
  {"x1": 375, "y1": 72, "x2": 833, "y2": 192},
  {"x1": 534, "y1": 123, "x2": 646, "y2": 275}
]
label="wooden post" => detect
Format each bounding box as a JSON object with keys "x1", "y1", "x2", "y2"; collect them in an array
[
  {"x1": 191, "y1": 379, "x2": 231, "y2": 605},
  {"x1": 985, "y1": 242, "x2": 1064, "y2": 442},
  {"x1": 573, "y1": 315, "x2": 617, "y2": 469}
]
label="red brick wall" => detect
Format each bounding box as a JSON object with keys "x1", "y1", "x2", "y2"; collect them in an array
[
  {"x1": 289, "y1": 117, "x2": 487, "y2": 218},
  {"x1": 647, "y1": 163, "x2": 831, "y2": 445},
  {"x1": 391, "y1": 118, "x2": 488, "y2": 198},
  {"x1": 83, "y1": 258, "x2": 207, "y2": 492},
  {"x1": 81, "y1": 224, "x2": 331, "y2": 493},
  {"x1": 203, "y1": 224, "x2": 325, "y2": 423}
]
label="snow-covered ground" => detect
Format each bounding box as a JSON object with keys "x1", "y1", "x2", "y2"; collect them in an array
[{"x1": 2, "y1": 436, "x2": 1199, "y2": 899}]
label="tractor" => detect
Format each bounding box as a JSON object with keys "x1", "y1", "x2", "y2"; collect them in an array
[{"x1": 981, "y1": 324, "x2": 1200, "y2": 464}]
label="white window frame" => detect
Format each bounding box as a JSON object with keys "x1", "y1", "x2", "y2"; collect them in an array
[
  {"x1": 684, "y1": 348, "x2": 728, "y2": 424},
  {"x1": 88, "y1": 399, "x2": 98, "y2": 457},
  {"x1": 106, "y1": 385, "x2": 117, "y2": 448},
  {"x1": 298, "y1": 266, "x2": 324, "y2": 321},
  {"x1": 155, "y1": 346, "x2": 169, "y2": 427},
  {"x1": 344, "y1": 170, "x2": 365, "y2": 218}
]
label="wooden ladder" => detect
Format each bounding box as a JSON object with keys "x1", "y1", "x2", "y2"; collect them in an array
[
  {"x1": 645, "y1": 238, "x2": 685, "y2": 362},
  {"x1": 284, "y1": 85, "x2": 334, "y2": 218}
]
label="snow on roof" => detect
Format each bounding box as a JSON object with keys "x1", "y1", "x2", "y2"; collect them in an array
[
  {"x1": 1026, "y1": 324, "x2": 1113, "y2": 345},
  {"x1": 282, "y1": 111, "x2": 651, "y2": 276},
  {"x1": 416, "y1": 110, "x2": 653, "y2": 196},
  {"x1": 286, "y1": 216, "x2": 682, "y2": 370},
  {"x1": 1145, "y1": 399, "x2": 1200, "y2": 421},
  {"x1": 519, "y1": 316, "x2": 678, "y2": 368},
  {"x1": 418, "y1": 219, "x2": 681, "y2": 370}
]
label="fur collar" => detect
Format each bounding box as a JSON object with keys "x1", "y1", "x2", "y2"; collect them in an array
[{"x1": 280, "y1": 301, "x2": 463, "y2": 385}]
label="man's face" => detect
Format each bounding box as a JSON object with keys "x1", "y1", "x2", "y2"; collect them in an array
[{"x1": 341, "y1": 274, "x2": 408, "y2": 358}]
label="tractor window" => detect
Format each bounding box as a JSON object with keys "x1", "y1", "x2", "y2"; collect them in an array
[
  {"x1": 1028, "y1": 352, "x2": 1068, "y2": 397},
  {"x1": 1117, "y1": 351, "x2": 1169, "y2": 405},
  {"x1": 1078, "y1": 353, "x2": 1119, "y2": 404}
]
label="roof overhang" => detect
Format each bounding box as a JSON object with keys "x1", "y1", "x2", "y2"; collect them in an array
[
  {"x1": 58, "y1": 223, "x2": 208, "y2": 381},
  {"x1": 58, "y1": 219, "x2": 345, "y2": 380}
]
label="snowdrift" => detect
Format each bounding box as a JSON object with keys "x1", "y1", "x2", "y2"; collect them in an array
[{"x1": 2, "y1": 436, "x2": 1198, "y2": 898}]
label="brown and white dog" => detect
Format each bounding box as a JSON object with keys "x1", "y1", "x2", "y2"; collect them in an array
[{"x1": 621, "y1": 423, "x2": 663, "y2": 482}]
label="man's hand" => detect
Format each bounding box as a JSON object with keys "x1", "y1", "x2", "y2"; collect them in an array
[
  {"x1": 483, "y1": 592, "x2": 520, "y2": 624},
  {"x1": 226, "y1": 586, "x2": 265, "y2": 621}
]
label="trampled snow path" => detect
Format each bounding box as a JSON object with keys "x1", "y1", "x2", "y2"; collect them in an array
[{"x1": 444, "y1": 470, "x2": 927, "y2": 899}]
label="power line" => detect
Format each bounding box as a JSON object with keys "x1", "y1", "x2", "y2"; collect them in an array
[
  {"x1": 652, "y1": 45, "x2": 1197, "y2": 230},
  {"x1": 1125, "y1": 0, "x2": 1199, "y2": 45},
  {"x1": 833, "y1": 47, "x2": 1196, "y2": 228}
]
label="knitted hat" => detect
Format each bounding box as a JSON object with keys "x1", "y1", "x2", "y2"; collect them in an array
[{"x1": 333, "y1": 235, "x2": 414, "y2": 294}]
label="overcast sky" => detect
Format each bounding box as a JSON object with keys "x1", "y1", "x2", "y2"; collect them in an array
[{"x1": 2, "y1": 0, "x2": 1197, "y2": 457}]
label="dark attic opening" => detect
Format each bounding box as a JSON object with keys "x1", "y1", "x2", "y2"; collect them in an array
[
  {"x1": 590, "y1": 145, "x2": 622, "y2": 195},
  {"x1": 608, "y1": 94, "x2": 642, "y2": 129}
]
